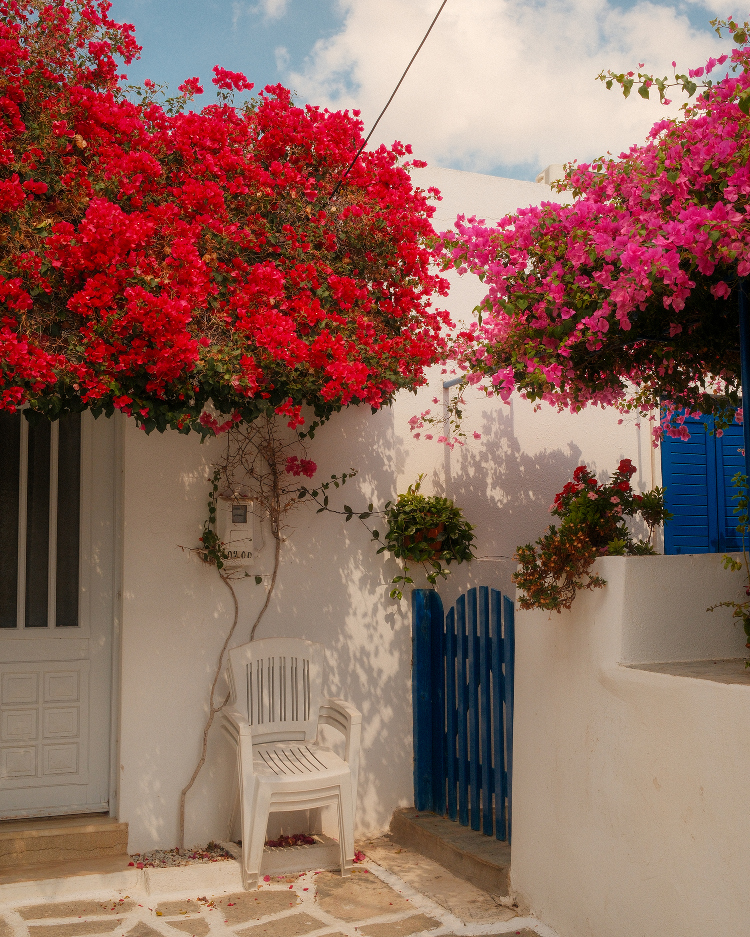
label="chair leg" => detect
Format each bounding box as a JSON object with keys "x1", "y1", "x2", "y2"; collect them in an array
[
  {"x1": 244, "y1": 785, "x2": 271, "y2": 889},
  {"x1": 337, "y1": 783, "x2": 355, "y2": 877}
]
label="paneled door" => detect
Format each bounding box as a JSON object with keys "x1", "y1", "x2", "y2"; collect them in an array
[{"x1": 0, "y1": 411, "x2": 117, "y2": 818}]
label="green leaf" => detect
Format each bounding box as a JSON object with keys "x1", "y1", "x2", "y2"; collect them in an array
[
  {"x1": 637, "y1": 83, "x2": 650, "y2": 99},
  {"x1": 255, "y1": 575, "x2": 263, "y2": 584},
  {"x1": 343, "y1": 504, "x2": 352, "y2": 513}
]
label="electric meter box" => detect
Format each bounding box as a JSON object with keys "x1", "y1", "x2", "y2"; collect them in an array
[{"x1": 217, "y1": 498, "x2": 255, "y2": 566}]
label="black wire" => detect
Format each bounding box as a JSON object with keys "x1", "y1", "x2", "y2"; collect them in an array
[{"x1": 328, "y1": 0, "x2": 449, "y2": 203}]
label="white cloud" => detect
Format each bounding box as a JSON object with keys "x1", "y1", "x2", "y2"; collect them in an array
[
  {"x1": 256, "y1": 0, "x2": 289, "y2": 20},
  {"x1": 232, "y1": 0, "x2": 289, "y2": 26},
  {"x1": 275, "y1": 45, "x2": 290, "y2": 70},
  {"x1": 283, "y1": 0, "x2": 726, "y2": 177}
]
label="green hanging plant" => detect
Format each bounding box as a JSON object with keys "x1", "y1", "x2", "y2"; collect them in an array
[{"x1": 378, "y1": 475, "x2": 476, "y2": 599}]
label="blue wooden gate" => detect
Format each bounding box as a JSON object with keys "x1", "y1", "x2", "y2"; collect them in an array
[{"x1": 412, "y1": 586, "x2": 515, "y2": 841}]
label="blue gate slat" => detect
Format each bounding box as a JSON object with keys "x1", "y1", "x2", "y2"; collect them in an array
[
  {"x1": 445, "y1": 606, "x2": 458, "y2": 821},
  {"x1": 491, "y1": 588, "x2": 507, "y2": 841},
  {"x1": 430, "y1": 590, "x2": 446, "y2": 817},
  {"x1": 478, "y1": 586, "x2": 493, "y2": 836},
  {"x1": 411, "y1": 590, "x2": 434, "y2": 812},
  {"x1": 503, "y1": 594, "x2": 515, "y2": 843},
  {"x1": 456, "y1": 593, "x2": 469, "y2": 826},
  {"x1": 467, "y1": 588, "x2": 481, "y2": 832}
]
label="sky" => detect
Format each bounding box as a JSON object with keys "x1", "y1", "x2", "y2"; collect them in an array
[{"x1": 109, "y1": 0, "x2": 733, "y2": 182}]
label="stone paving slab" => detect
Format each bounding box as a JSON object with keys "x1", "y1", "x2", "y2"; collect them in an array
[
  {"x1": 356, "y1": 912, "x2": 441, "y2": 936},
  {"x1": 20, "y1": 903, "x2": 134, "y2": 921},
  {"x1": 214, "y1": 892, "x2": 300, "y2": 924},
  {"x1": 154, "y1": 902, "x2": 201, "y2": 918},
  {"x1": 234, "y1": 911, "x2": 322, "y2": 937},
  {"x1": 165, "y1": 921, "x2": 209, "y2": 937},
  {"x1": 314, "y1": 870, "x2": 413, "y2": 922},
  {"x1": 27, "y1": 920, "x2": 123, "y2": 937},
  {"x1": 124, "y1": 926, "x2": 162, "y2": 937}
]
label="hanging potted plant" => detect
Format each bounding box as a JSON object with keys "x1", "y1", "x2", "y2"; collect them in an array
[{"x1": 378, "y1": 475, "x2": 476, "y2": 599}]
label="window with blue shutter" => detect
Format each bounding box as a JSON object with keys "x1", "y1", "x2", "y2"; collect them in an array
[{"x1": 661, "y1": 412, "x2": 745, "y2": 554}]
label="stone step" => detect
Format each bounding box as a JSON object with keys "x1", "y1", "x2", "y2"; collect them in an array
[
  {"x1": 0, "y1": 814, "x2": 128, "y2": 871},
  {"x1": 389, "y1": 807, "x2": 511, "y2": 896}
]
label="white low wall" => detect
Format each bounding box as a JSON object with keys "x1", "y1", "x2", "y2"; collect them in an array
[{"x1": 511, "y1": 554, "x2": 750, "y2": 937}]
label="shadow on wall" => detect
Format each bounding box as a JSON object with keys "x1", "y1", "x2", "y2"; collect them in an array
[
  {"x1": 435, "y1": 403, "x2": 585, "y2": 606},
  {"x1": 186, "y1": 405, "x2": 417, "y2": 843},
  {"x1": 181, "y1": 400, "x2": 615, "y2": 845}
]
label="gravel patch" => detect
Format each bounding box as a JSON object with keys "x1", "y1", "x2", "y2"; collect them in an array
[{"x1": 128, "y1": 842, "x2": 233, "y2": 869}]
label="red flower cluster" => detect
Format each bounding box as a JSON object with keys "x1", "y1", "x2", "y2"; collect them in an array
[
  {"x1": 515, "y1": 458, "x2": 669, "y2": 612},
  {"x1": 551, "y1": 460, "x2": 641, "y2": 518},
  {"x1": 284, "y1": 455, "x2": 317, "y2": 478},
  {"x1": 0, "y1": 0, "x2": 449, "y2": 434}
]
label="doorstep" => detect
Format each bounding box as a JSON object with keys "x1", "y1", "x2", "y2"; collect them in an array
[
  {"x1": 390, "y1": 807, "x2": 511, "y2": 896},
  {"x1": 0, "y1": 815, "x2": 128, "y2": 873}
]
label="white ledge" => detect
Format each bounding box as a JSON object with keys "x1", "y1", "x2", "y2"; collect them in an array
[{"x1": 625, "y1": 657, "x2": 750, "y2": 685}]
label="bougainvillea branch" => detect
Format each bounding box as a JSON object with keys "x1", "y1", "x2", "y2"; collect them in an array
[
  {"x1": 442, "y1": 19, "x2": 750, "y2": 442},
  {"x1": 1, "y1": 0, "x2": 449, "y2": 435}
]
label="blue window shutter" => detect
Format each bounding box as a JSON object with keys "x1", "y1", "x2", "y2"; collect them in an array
[
  {"x1": 662, "y1": 413, "x2": 743, "y2": 554},
  {"x1": 716, "y1": 422, "x2": 745, "y2": 552}
]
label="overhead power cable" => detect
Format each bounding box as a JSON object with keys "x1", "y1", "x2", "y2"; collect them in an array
[{"x1": 328, "y1": 0, "x2": 449, "y2": 202}]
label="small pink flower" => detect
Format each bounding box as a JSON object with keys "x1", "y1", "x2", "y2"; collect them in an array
[
  {"x1": 610, "y1": 496, "x2": 620, "y2": 503},
  {"x1": 587, "y1": 492, "x2": 597, "y2": 500},
  {"x1": 473, "y1": 431, "x2": 481, "y2": 439}
]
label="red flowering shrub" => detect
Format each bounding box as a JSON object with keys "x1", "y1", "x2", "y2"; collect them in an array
[
  {"x1": 443, "y1": 18, "x2": 750, "y2": 440},
  {"x1": 0, "y1": 0, "x2": 449, "y2": 434},
  {"x1": 514, "y1": 459, "x2": 671, "y2": 612}
]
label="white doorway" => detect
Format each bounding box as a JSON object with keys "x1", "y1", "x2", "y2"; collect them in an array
[{"x1": 0, "y1": 412, "x2": 118, "y2": 819}]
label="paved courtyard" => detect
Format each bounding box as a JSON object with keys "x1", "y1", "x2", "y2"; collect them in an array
[{"x1": 0, "y1": 842, "x2": 555, "y2": 937}]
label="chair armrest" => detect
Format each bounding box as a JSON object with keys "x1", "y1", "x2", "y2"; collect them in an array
[
  {"x1": 222, "y1": 708, "x2": 252, "y2": 747},
  {"x1": 319, "y1": 697, "x2": 361, "y2": 730},
  {"x1": 318, "y1": 697, "x2": 361, "y2": 806},
  {"x1": 224, "y1": 708, "x2": 247, "y2": 729}
]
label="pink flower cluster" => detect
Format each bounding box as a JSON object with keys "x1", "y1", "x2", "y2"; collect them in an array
[{"x1": 442, "y1": 36, "x2": 750, "y2": 430}]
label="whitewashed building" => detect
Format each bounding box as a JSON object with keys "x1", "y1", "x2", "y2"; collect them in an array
[{"x1": 1, "y1": 166, "x2": 747, "y2": 937}]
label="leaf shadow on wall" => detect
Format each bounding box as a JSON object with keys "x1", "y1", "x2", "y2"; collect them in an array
[{"x1": 433, "y1": 403, "x2": 586, "y2": 606}]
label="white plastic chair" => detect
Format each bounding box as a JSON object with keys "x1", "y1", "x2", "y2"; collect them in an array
[{"x1": 223, "y1": 637, "x2": 361, "y2": 889}]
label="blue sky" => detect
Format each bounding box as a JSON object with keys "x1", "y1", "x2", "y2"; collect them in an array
[{"x1": 109, "y1": 0, "x2": 732, "y2": 181}]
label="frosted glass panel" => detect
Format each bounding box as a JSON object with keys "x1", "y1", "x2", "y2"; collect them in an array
[
  {"x1": 56, "y1": 413, "x2": 81, "y2": 627},
  {"x1": 0, "y1": 412, "x2": 20, "y2": 628},
  {"x1": 25, "y1": 419, "x2": 50, "y2": 628}
]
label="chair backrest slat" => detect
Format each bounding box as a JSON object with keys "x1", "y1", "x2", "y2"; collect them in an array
[{"x1": 229, "y1": 637, "x2": 323, "y2": 743}]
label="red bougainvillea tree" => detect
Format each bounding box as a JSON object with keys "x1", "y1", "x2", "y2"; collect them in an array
[
  {"x1": 442, "y1": 18, "x2": 750, "y2": 442},
  {"x1": 1, "y1": 0, "x2": 449, "y2": 435}
]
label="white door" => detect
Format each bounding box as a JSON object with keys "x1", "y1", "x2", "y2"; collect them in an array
[{"x1": 0, "y1": 412, "x2": 117, "y2": 819}]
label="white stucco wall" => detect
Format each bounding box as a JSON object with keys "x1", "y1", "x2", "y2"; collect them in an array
[
  {"x1": 512, "y1": 554, "x2": 750, "y2": 937},
  {"x1": 116, "y1": 166, "x2": 670, "y2": 852}
]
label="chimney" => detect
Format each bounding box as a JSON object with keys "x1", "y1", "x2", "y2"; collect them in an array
[{"x1": 535, "y1": 164, "x2": 565, "y2": 185}]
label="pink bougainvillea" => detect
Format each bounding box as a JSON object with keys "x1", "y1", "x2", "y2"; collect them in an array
[
  {"x1": 443, "y1": 19, "x2": 750, "y2": 440},
  {"x1": 0, "y1": 0, "x2": 449, "y2": 435}
]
